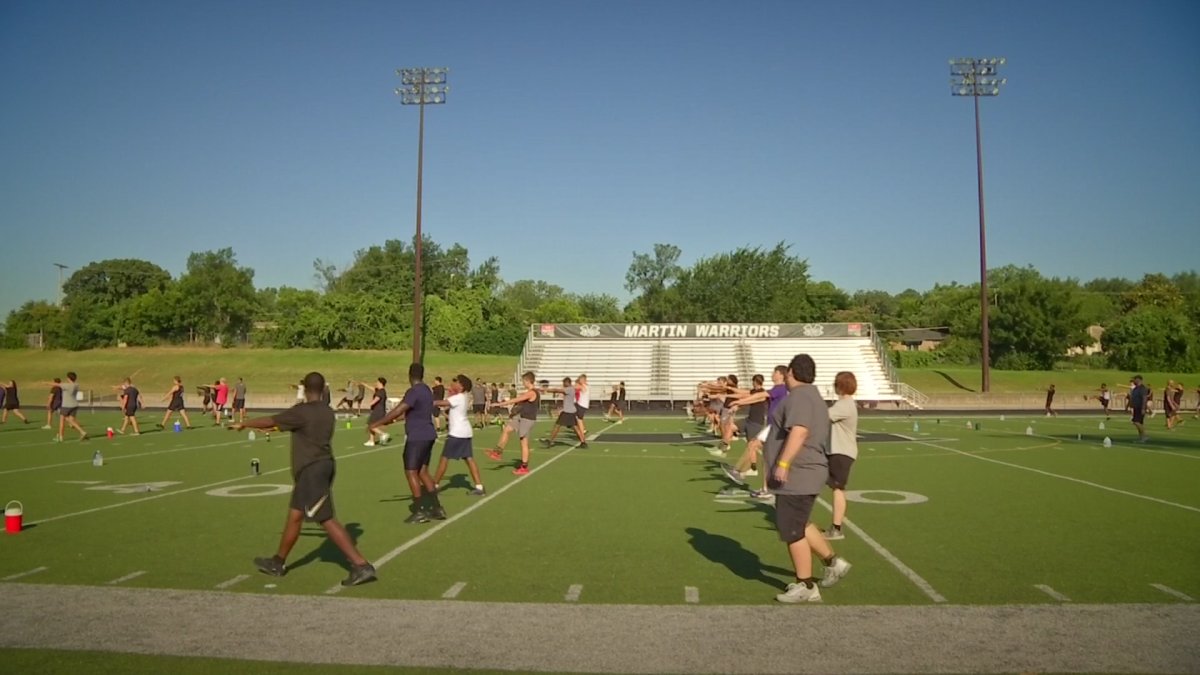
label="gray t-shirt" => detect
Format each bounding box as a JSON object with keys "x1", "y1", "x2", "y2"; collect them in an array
[
  {"x1": 561, "y1": 386, "x2": 577, "y2": 414},
  {"x1": 234, "y1": 382, "x2": 247, "y2": 399},
  {"x1": 764, "y1": 384, "x2": 829, "y2": 495},
  {"x1": 828, "y1": 397, "x2": 859, "y2": 460},
  {"x1": 61, "y1": 381, "x2": 80, "y2": 410}
]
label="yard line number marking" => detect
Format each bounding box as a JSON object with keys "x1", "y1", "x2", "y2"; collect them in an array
[
  {"x1": 1150, "y1": 584, "x2": 1195, "y2": 602},
  {"x1": 684, "y1": 586, "x2": 700, "y2": 604},
  {"x1": 107, "y1": 570, "x2": 146, "y2": 585},
  {"x1": 441, "y1": 582, "x2": 467, "y2": 599},
  {"x1": 215, "y1": 575, "x2": 251, "y2": 590},
  {"x1": 2, "y1": 566, "x2": 48, "y2": 581},
  {"x1": 565, "y1": 584, "x2": 583, "y2": 602},
  {"x1": 1034, "y1": 584, "x2": 1071, "y2": 602}
]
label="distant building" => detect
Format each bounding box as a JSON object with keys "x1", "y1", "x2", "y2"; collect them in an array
[
  {"x1": 889, "y1": 329, "x2": 949, "y2": 352},
  {"x1": 1067, "y1": 325, "x2": 1105, "y2": 356}
]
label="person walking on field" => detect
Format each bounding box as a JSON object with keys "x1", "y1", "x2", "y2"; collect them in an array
[
  {"x1": 363, "y1": 378, "x2": 390, "y2": 447},
  {"x1": 368, "y1": 363, "x2": 446, "y2": 524},
  {"x1": 823, "y1": 372, "x2": 859, "y2": 541},
  {"x1": 1129, "y1": 375, "x2": 1149, "y2": 443},
  {"x1": 159, "y1": 376, "x2": 193, "y2": 430},
  {"x1": 766, "y1": 354, "x2": 851, "y2": 603},
  {"x1": 44, "y1": 378, "x2": 63, "y2": 429},
  {"x1": 1044, "y1": 384, "x2": 1057, "y2": 417},
  {"x1": 431, "y1": 375, "x2": 486, "y2": 496},
  {"x1": 57, "y1": 372, "x2": 89, "y2": 441},
  {"x1": 1096, "y1": 383, "x2": 1112, "y2": 420},
  {"x1": 116, "y1": 378, "x2": 142, "y2": 435},
  {"x1": 539, "y1": 377, "x2": 589, "y2": 449},
  {"x1": 1, "y1": 380, "x2": 29, "y2": 425},
  {"x1": 233, "y1": 372, "x2": 376, "y2": 587},
  {"x1": 486, "y1": 371, "x2": 541, "y2": 475},
  {"x1": 604, "y1": 382, "x2": 626, "y2": 422},
  {"x1": 232, "y1": 377, "x2": 248, "y2": 424}
]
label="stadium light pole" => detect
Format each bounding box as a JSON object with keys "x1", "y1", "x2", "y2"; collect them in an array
[
  {"x1": 950, "y1": 57, "x2": 1006, "y2": 394},
  {"x1": 53, "y1": 263, "x2": 69, "y2": 307},
  {"x1": 396, "y1": 67, "x2": 449, "y2": 366}
]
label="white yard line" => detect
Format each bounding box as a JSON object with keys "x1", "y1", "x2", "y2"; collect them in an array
[
  {"x1": 214, "y1": 575, "x2": 250, "y2": 590},
  {"x1": 815, "y1": 497, "x2": 947, "y2": 603},
  {"x1": 991, "y1": 425, "x2": 1200, "y2": 460},
  {"x1": 916, "y1": 440, "x2": 1200, "y2": 514},
  {"x1": 684, "y1": 586, "x2": 700, "y2": 604},
  {"x1": 0, "y1": 438, "x2": 246, "y2": 475},
  {"x1": 564, "y1": 584, "x2": 583, "y2": 602},
  {"x1": 1, "y1": 566, "x2": 48, "y2": 581},
  {"x1": 1150, "y1": 584, "x2": 1195, "y2": 602},
  {"x1": 1034, "y1": 584, "x2": 1071, "y2": 602},
  {"x1": 441, "y1": 582, "x2": 467, "y2": 599},
  {"x1": 26, "y1": 445, "x2": 387, "y2": 526},
  {"x1": 324, "y1": 421, "x2": 623, "y2": 596},
  {"x1": 106, "y1": 571, "x2": 146, "y2": 585}
]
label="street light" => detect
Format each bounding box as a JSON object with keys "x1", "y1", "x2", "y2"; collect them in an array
[
  {"x1": 53, "y1": 263, "x2": 69, "y2": 307},
  {"x1": 396, "y1": 67, "x2": 450, "y2": 366},
  {"x1": 950, "y1": 57, "x2": 1007, "y2": 394}
]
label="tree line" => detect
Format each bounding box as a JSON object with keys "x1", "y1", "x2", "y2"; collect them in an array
[{"x1": 3, "y1": 240, "x2": 1197, "y2": 372}]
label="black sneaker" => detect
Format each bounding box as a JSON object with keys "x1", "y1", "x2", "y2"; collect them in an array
[
  {"x1": 404, "y1": 510, "x2": 430, "y2": 524},
  {"x1": 340, "y1": 563, "x2": 377, "y2": 587},
  {"x1": 254, "y1": 556, "x2": 287, "y2": 577},
  {"x1": 430, "y1": 506, "x2": 448, "y2": 521},
  {"x1": 578, "y1": 442, "x2": 589, "y2": 449},
  {"x1": 539, "y1": 439, "x2": 552, "y2": 448}
]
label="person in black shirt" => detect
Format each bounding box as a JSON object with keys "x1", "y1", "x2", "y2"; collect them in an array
[
  {"x1": 117, "y1": 378, "x2": 142, "y2": 435},
  {"x1": 431, "y1": 376, "x2": 446, "y2": 435},
  {"x1": 604, "y1": 382, "x2": 626, "y2": 421},
  {"x1": 1129, "y1": 375, "x2": 1149, "y2": 443},
  {"x1": 363, "y1": 377, "x2": 390, "y2": 446},
  {"x1": 1, "y1": 380, "x2": 29, "y2": 425},
  {"x1": 1044, "y1": 384, "x2": 1057, "y2": 417},
  {"x1": 232, "y1": 372, "x2": 375, "y2": 587},
  {"x1": 158, "y1": 376, "x2": 193, "y2": 430},
  {"x1": 44, "y1": 378, "x2": 63, "y2": 430}
]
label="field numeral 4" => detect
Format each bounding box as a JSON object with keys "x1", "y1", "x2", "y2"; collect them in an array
[{"x1": 84, "y1": 482, "x2": 182, "y2": 494}]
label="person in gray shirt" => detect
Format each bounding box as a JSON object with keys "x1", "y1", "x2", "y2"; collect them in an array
[
  {"x1": 233, "y1": 377, "x2": 248, "y2": 424},
  {"x1": 764, "y1": 354, "x2": 852, "y2": 603}
]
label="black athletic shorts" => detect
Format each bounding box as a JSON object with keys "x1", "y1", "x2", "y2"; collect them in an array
[
  {"x1": 442, "y1": 436, "x2": 473, "y2": 460},
  {"x1": 433, "y1": 407, "x2": 442, "y2": 418},
  {"x1": 1131, "y1": 408, "x2": 1145, "y2": 425},
  {"x1": 403, "y1": 439, "x2": 436, "y2": 471},
  {"x1": 827, "y1": 454, "x2": 855, "y2": 490},
  {"x1": 61, "y1": 407, "x2": 78, "y2": 418},
  {"x1": 233, "y1": 398, "x2": 245, "y2": 411},
  {"x1": 123, "y1": 407, "x2": 138, "y2": 417},
  {"x1": 556, "y1": 411, "x2": 577, "y2": 427},
  {"x1": 368, "y1": 408, "x2": 386, "y2": 424},
  {"x1": 472, "y1": 403, "x2": 486, "y2": 414},
  {"x1": 169, "y1": 400, "x2": 184, "y2": 412},
  {"x1": 291, "y1": 459, "x2": 336, "y2": 523},
  {"x1": 575, "y1": 405, "x2": 587, "y2": 419},
  {"x1": 743, "y1": 420, "x2": 764, "y2": 440},
  {"x1": 4, "y1": 401, "x2": 19, "y2": 411},
  {"x1": 49, "y1": 402, "x2": 62, "y2": 413},
  {"x1": 775, "y1": 493, "x2": 817, "y2": 544}
]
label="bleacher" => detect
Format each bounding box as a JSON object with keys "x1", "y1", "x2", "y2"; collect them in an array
[{"x1": 516, "y1": 323, "x2": 913, "y2": 406}]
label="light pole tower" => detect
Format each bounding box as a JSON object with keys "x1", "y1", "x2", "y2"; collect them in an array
[
  {"x1": 396, "y1": 67, "x2": 449, "y2": 366},
  {"x1": 53, "y1": 263, "x2": 69, "y2": 306},
  {"x1": 950, "y1": 57, "x2": 1006, "y2": 394}
]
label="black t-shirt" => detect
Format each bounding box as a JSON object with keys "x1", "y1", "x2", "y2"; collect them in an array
[
  {"x1": 321, "y1": 385, "x2": 331, "y2": 406},
  {"x1": 272, "y1": 401, "x2": 335, "y2": 478},
  {"x1": 123, "y1": 386, "x2": 140, "y2": 413},
  {"x1": 747, "y1": 388, "x2": 767, "y2": 424},
  {"x1": 371, "y1": 387, "x2": 387, "y2": 414},
  {"x1": 1130, "y1": 385, "x2": 1147, "y2": 411},
  {"x1": 50, "y1": 385, "x2": 63, "y2": 408},
  {"x1": 432, "y1": 384, "x2": 446, "y2": 401}
]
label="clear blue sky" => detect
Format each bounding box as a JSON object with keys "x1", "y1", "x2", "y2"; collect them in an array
[{"x1": 2, "y1": 0, "x2": 1197, "y2": 318}]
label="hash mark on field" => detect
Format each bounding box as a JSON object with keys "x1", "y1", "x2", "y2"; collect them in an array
[
  {"x1": 565, "y1": 584, "x2": 583, "y2": 602},
  {"x1": 684, "y1": 586, "x2": 700, "y2": 604},
  {"x1": 1150, "y1": 583, "x2": 1195, "y2": 601},
  {"x1": 1034, "y1": 584, "x2": 1071, "y2": 602},
  {"x1": 815, "y1": 497, "x2": 946, "y2": 603},
  {"x1": 2, "y1": 566, "x2": 47, "y2": 581},
  {"x1": 214, "y1": 575, "x2": 250, "y2": 590},
  {"x1": 325, "y1": 421, "x2": 623, "y2": 596},
  {"x1": 107, "y1": 570, "x2": 146, "y2": 585},
  {"x1": 441, "y1": 582, "x2": 467, "y2": 599}
]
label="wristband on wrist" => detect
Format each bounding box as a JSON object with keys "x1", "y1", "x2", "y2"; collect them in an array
[{"x1": 777, "y1": 461, "x2": 790, "y2": 469}]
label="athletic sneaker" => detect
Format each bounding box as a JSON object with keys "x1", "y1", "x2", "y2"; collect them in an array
[
  {"x1": 469, "y1": 487, "x2": 486, "y2": 496},
  {"x1": 486, "y1": 449, "x2": 503, "y2": 461},
  {"x1": 378, "y1": 432, "x2": 391, "y2": 444},
  {"x1": 824, "y1": 527, "x2": 845, "y2": 541},
  {"x1": 749, "y1": 489, "x2": 775, "y2": 504},
  {"x1": 404, "y1": 509, "x2": 430, "y2": 524},
  {"x1": 776, "y1": 582, "x2": 822, "y2": 603},
  {"x1": 430, "y1": 506, "x2": 448, "y2": 521},
  {"x1": 578, "y1": 442, "x2": 589, "y2": 449},
  {"x1": 722, "y1": 464, "x2": 746, "y2": 486},
  {"x1": 819, "y1": 557, "x2": 852, "y2": 588},
  {"x1": 254, "y1": 556, "x2": 287, "y2": 577},
  {"x1": 363, "y1": 440, "x2": 376, "y2": 447},
  {"x1": 707, "y1": 447, "x2": 727, "y2": 457},
  {"x1": 539, "y1": 439, "x2": 553, "y2": 448},
  {"x1": 512, "y1": 466, "x2": 530, "y2": 476},
  {"x1": 41, "y1": 425, "x2": 51, "y2": 430},
  {"x1": 743, "y1": 469, "x2": 758, "y2": 477},
  {"x1": 341, "y1": 563, "x2": 377, "y2": 587}
]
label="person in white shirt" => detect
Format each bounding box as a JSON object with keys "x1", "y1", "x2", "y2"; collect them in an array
[
  {"x1": 824, "y1": 372, "x2": 859, "y2": 541},
  {"x1": 574, "y1": 374, "x2": 591, "y2": 437},
  {"x1": 432, "y1": 374, "x2": 485, "y2": 496}
]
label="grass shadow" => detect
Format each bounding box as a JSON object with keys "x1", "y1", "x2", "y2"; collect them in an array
[
  {"x1": 684, "y1": 527, "x2": 790, "y2": 590},
  {"x1": 933, "y1": 370, "x2": 976, "y2": 393},
  {"x1": 288, "y1": 521, "x2": 364, "y2": 573}
]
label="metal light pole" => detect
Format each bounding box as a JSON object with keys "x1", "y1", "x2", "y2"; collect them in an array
[
  {"x1": 396, "y1": 67, "x2": 449, "y2": 366},
  {"x1": 950, "y1": 57, "x2": 1006, "y2": 394},
  {"x1": 53, "y1": 263, "x2": 69, "y2": 307}
]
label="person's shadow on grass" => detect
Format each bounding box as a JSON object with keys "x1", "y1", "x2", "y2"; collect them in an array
[
  {"x1": 287, "y1": 522, "x2": 364, "y2": 573},
  {"x1": 684, "y1": 527, "x2": 791, "y2": 590}
]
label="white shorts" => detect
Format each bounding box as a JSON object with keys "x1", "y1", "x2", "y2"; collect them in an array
[{"x1": 756, "y1": 426, "x2": 770, "y2": 443}]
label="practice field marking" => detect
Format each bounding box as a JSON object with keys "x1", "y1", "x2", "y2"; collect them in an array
[
  {"x1": 214, "y1": 575, "x2": 250, "y2": 590},
  {"x1": 1000, "y1": 423, "x2": 1200, "y2": 461},
  {"x1": 0, "y1": 438, "x2": 247, "y2": 476},
  {"x1": 1035, "y1": 584, "x2": 1071, "y2": 602},
  {"x1": 1, "y1": 567, "x2": 48, "y2": 582},
  {"x1": 917, "y1": 440, "x2": 1200, "y2": 514},
  {"x1": 441, "y1": 582, "x2": 467, "y2": 599},
  {"x1": 844, "y1": 490, "x2": 929, "y2": 505},
  {"x1": 107, "y1": 571, "x2": 146, "y2": 585},
  {"x1": 206, "y1": 484, "x2": 291, "y2": 498},
  {"x1": 565, "y1": 584, "x2": 583, "y2": 602},
  {"x1": 1150, "y1": 584, "x2": 1195, "y2": 602},
  {"x1": 26, "y1": 445, "x2": 387, "y2": 526},
  {"x1": 815, "y1": 497, "x2": 947, "y2": 603},
  {"x1": 684, "y1": 586, "x2": 700, "y2": 604},
  {"x1": 324, "y1": 421, "x2": 623, "y2": 595}
]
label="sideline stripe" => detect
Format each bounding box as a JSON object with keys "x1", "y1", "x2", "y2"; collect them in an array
[
  {"x1": 916, "y1": 440, "x2": 1200, "y2": 514},
  {"x1": 815, "y1": 497, "x2": 947, "y2": 603},
  {"x1": 215, "y1": 575, "x2": 250, "y2": 590},
  {"x1": 2, "y1": 567, "x2": 48, "y2": 581},
  {"x1": 684, "y1": 586, "x2": 700, "y2": 604},
  {"x1": 324, "y1": 421, "x2": 623, "y2": 595},
  {"x1": 26, "y1": 445, "x2": 387, "y2": 526},
  {"x1": 0, "y1": 438, "x2": 246, "y2": 476},
  {"x1": 107, "y1": 570, "x2": 146, "y2": 585},
  {"x1": 441, "y1": 582, "x2": 466, "y2": 599},
  {"x1": 1035, "y1": 584, "x2": 1071, "y2": 602},
  {"x1": 1150, "y1": 584, "x2": 1195, "y2": 602},
  {"x1": 565, "y1": 584, "x2": 583, "y2": 602}
]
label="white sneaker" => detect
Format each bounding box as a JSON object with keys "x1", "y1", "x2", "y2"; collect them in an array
[
  {"x1": 379, "y1": 433, "x2": 391, "y2": 444},
  {"x1": 820, "y1": 557, "x2": 852, "y2": 588},
  {"x1": 743, "y1": 469, "x2": 758, "y2": 477},
  {"x1": 707, "y1": 447, "x2": 727, "y2": 457},
  {"x1": 776, "y1": 582, "x2": 822, "y2": 603},
  {"x1": 41, "y1": 425, "x2": 51, "y2": 430},
  {"x1": 363, "y1": 440, "x2": 376, "y2": 447}
]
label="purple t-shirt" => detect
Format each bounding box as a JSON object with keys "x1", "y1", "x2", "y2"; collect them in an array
[
  {"x1": 402, "y1": 383, "x2": 437, "y2": 441},
  {"x1": 767, "y1": 384, "x2": 788, "y2": 420}
]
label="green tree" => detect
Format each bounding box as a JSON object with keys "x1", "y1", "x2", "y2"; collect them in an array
[
  {"x1": 576, "y1": 293, "x2": 624, "y2": 322},
  {"x1": 986, "y1": 266, "x2": 1088, "y2": 370},
  {"x1": 3, "y1": 301, "x2": 65, "y2": 348},
  {"x1": 1102, "y1": 307, "x2": 1196, "y2": 371},
  {"x1": 176, "y1": 249, "x2": 258, "y2": 344},
  {"x1": 668, "y1": 244, "x2": 824, "y2": 322},
  {"x1": 625, "y1": 243, "x2": 682, "y2": 322},
  {"x1": 62, "y1": 259, "x2": 172, "y2": 309},
  {"x1": 1123, "y1": 273, "x2": 1185, "y2": 313}
]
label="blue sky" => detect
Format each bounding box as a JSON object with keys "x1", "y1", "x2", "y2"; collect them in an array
[{"x1": 1, "y1": 0, "x2": 1197, "y2": 318}]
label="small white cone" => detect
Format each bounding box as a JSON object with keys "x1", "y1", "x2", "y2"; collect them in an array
[
  {"x1": 913, "y1": 422, "x2": 920, "y2": 432},
  {"x1": 1025, "y1": 426, "x2": 1034, "y2": 436},
  {"x1": 1098, "y1": 422, "x2": 1105, "y2": 430},
  {"x1": 1000, "y1": 414, "x2": 1006, "y2": 421},
  {"x1": 248, "y1": 430, "x2": 256, "y2": 441},
  {"x1": 1102, "y1": 436, "x2": 1112, "y2": 448},
  {"x1": 966, "y1": 420, "x2": 973, "y2": 429},
  {"x1": 1076, "y1": 433, "x2": 1082, "y2": 441}
]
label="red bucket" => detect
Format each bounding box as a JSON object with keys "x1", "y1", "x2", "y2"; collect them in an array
[{"x1": 5, "y1": 501, "x2": 23, "y2": 535}]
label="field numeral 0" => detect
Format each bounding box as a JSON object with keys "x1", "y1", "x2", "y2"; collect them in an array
[{"x1": 84, "y1": 482, "x2": 182, "y2": 494}]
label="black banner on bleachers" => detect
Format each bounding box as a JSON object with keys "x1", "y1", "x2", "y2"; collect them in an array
[{"x1": 536, "y1": 323, "x2": 868, "y2": 339}]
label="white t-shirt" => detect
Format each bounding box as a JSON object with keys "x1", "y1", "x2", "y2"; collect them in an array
[
  {"x1": 828, "y1": 397, "x2": 859, "y2": 459},
  {"x1": 577, "y1": 384, "x2": 590, "y2": 408},
  {"x1": 447, "y1": 393, "x2": 472, "y2": 438}
]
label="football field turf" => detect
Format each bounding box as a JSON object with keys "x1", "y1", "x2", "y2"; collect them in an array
[{"x1": 1, "y1": 410, "x2": 1198, "y2": 671}]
